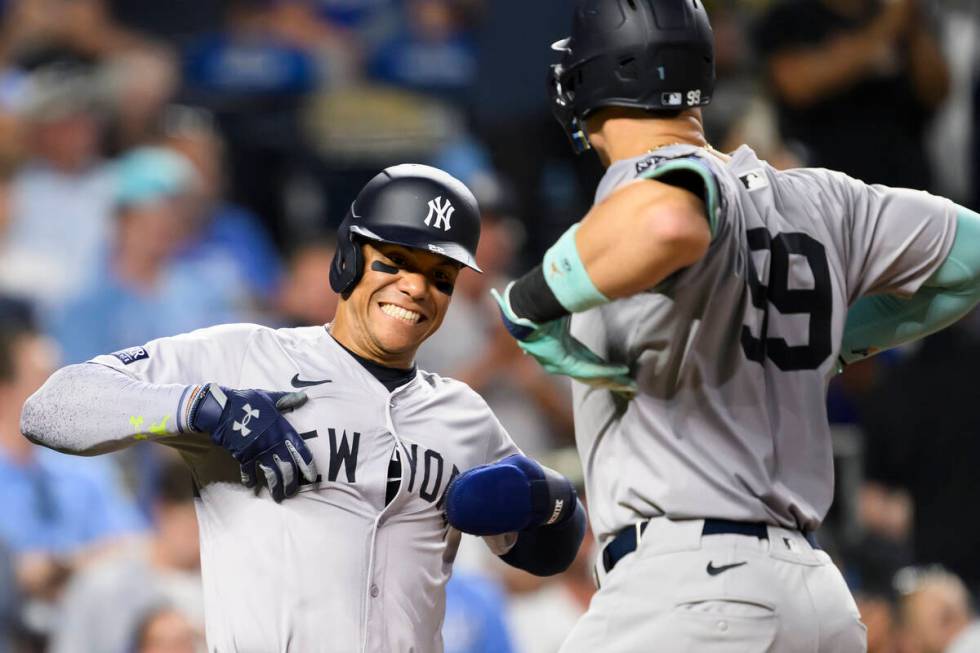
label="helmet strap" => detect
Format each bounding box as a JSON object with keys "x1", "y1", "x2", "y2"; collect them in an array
[{"x1": 570, "y1": 117, "x2": 592, "y2": 154}]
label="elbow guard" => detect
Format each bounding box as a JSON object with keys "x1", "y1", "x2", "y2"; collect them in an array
[
  {"x1": 445, "y1": 454, "x2": 578, "y2": 535},
  {"x1": 500, "y1": 499, "x2": 587, "y2": 577}
]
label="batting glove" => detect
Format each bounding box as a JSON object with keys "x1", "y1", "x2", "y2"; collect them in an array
[
  {"x1": 190, "y1": 385, "x2": 317, "y2": 502},
  {"x1": 491, "y1": 282, "x2": 637, "y2": 398},
  {"x1": 445, "y1": 454, "x2": 578, "y2": 536}
]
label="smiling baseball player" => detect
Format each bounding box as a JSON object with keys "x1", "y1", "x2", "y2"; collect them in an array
[
  {"x1": 491, "y1": 1, "x2": 980, "y2": 651},
  {"x1": 21, "y1": 164, "x2": 586, "y2": 653}
]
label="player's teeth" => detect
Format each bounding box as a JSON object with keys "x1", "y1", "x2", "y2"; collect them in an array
[{"x1": 381, "y1": 304, "x2": 421, "y2": 324}]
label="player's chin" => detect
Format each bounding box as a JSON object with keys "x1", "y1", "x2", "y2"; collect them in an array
[{"x1": 372, "y1": 321, "x2": 432, "y2": 354}]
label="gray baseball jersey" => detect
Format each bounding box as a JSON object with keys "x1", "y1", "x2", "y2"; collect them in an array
[
  {"x1": 27, "y1": 323, "x2": 519, "y2": 653},
  {"x1": 571, "y1": 144, "x2": 957, "y2": 543}
]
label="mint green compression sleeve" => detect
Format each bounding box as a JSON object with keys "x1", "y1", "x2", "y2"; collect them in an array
[{"x1": 839, "y1": 206, "x2": 980, "y2": 365}]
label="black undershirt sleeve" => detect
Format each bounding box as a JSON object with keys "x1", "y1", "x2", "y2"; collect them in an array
[{"x1": 499, "y1": 500, "x2": 587, "y2": 576}]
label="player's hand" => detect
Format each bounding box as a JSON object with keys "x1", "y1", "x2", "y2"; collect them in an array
[
  {"x1": 191, "y1": 385, "x2": 317, "y2": 502},
  {"x1": 445, "y1": 454, "x2": 578, "y2": 535},
  {"x1": 491, "y1": 283, "x2": 637, "y2": 398}
]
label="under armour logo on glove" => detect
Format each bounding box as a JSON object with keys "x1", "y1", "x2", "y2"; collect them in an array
[
  {"x1": 189, "y1": 385, "x2": 317, "y2": 502},
  {"x1": 233, "y1": 404, "x2": 260, "y2": 436}
]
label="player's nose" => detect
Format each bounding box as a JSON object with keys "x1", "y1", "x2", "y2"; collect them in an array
[{"x1": 396, "y1": 269, "x2": 430, "y2": 301}]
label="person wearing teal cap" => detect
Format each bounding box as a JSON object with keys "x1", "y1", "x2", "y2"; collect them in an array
[
  {"x1": 46, "y1": 146, "x2": 246, "y2": 365},
  {"x1": 114, "y1": 147, "x2": 197, "y2": 210}
]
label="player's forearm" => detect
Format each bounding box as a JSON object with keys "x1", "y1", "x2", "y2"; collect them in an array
[
  {"x1": 840, "y1": 206, "x2": 980, "y2": 364},
  {"x1": 509, "y1": 181, "x2": 709, "y2": 322},
  {"x1": 575, "y1": 181, "x2": 710, "y2": 298},
  {"x1": 20, "y1": 363, "x2": 197, "y2": 455}
]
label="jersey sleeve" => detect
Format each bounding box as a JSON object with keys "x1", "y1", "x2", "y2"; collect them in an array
[
  {"x1": 482, "y1": 408, "x2": 522, "y2": 464},
  {"x1": 837, "y1": 175, "x2": 958, "y2": 300},
  {"x1": 453, "y1": 387, "x2": 524, "y2": 556},
  {"x1": 89, "y1": 322, "x2": 264, "y2": 386},
  {"x1": 637, "y1": 153, "x2": 724, "y2": 238}
]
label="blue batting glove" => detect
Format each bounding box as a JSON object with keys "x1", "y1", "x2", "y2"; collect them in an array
[
  {"x1": 445, "y1": 454, "x2": 578, "y2": 536},
  {"x1": 491, "y1": 283, "x2": 637, "y2": 398},
  {"x1": 191, "y1": 385, "x2": 317, "y2": 502}
]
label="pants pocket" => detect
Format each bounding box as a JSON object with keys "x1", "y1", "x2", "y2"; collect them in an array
[{"x1": 653, "y1": 599, "x2": 779, "y2": 653}]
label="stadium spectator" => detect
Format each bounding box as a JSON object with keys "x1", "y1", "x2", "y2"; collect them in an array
[
  {"x1": 0, "y1": 308, "x2": 143, "y2": 617},
  {"x1": 754, "y1": 0, "x2": 950, "y2": 190},
  {"x1": 50, "y1": 457, "x2": 203, "y2": 653},
  {"x1": 0, "y1": 539, "x2": 18, "y2": 653},
  {"x1": 46, "y1": 146, "x2": 250, "y2": 364},
  {"x1": 505, "y1": 513, "x2": 594, "y2": 653},
  {"x1": 312, "y1": 0, "x2": 395, "y2": 33},
  {"x1": 894, "y1": 566, "x2": 973, "y2": 653},
  {"x1": 859, "y1": 322, "x2": 980, "y2": 596},
  {"x1": 100, "y1": 46, "x2": 180, "y2": 155},
  {"x1": 0, "y1": 63, "x2": 114, "y2": 308},
  {"x1": 855, "y1": 588, "x2": 899, "y2": 653},
  {"x1": 368, "y1": 0, "x2": 481, "y2": 109},
  {"x1": 276, "y1": 238, "x2": 339, "y2": 327},
  {"x1": 130, "y1": 605, "x2": 204, "y2": 653},
  {"x1": 181, "y1": 0, "x2": 325, "y2": 246},
  {"x1": 107, "y1": 0, "x2": 224, "y2": 45},
  {"x1": 0, "y1": 0, "x2": 147, "y2": 67},
  {"x1": 443, "y1": 572, "x2": 515, "y2": 653},
  {"x1": 162, "y1": 105, "x2": 283, "y2": 305}
]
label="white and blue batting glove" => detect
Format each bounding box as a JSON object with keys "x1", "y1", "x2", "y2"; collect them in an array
[
  {"x1": 189, "y1": 385, "x2": 317, "y2": 502},
  {"x1": 491, "y1": 282, "x2": 637, "y2": 398}
]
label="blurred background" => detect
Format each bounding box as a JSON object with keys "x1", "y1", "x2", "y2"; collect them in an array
[{"x1": 0, "y1": 0, "x2": 976, "y2": 651}]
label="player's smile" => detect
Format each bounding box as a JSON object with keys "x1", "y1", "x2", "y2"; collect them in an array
[
  {"x1": 378, "y1": 302, "x2": 426, "y2": 325},
  {"x1": 329, "y1": 241, "x2": 461, "y2": 368}
]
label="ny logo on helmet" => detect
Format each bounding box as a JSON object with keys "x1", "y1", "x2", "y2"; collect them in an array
[{"x1": 424, "y1": 196, "x2": 454, "y2": 231}]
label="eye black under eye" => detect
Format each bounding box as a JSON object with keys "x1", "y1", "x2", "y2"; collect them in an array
[
  {"x1": 434, "y1": 280, "x2": 454, "y2": 296},
  {"x1": 371, "y1": 261, "x2": 399, "y2": 275}
]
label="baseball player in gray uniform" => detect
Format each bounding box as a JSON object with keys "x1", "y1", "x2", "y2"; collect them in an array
[
  {"x1": 492, "y1": 2, "x2": 980, "y2": 652},
  {"x1": 20, "y1": 164, "x2": 586, "y2": 653}
]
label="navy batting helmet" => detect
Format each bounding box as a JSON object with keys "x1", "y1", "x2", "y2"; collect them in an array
[
  {"x1": 549, "y1": 0, "x2": 715, "y2": 153},
  {"x1": 329, "y1": 164, "x2": 482, "y2": 297}
]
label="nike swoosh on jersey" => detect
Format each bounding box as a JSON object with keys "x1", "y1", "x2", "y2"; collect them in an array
[
  {"x1": 290, "y1": 374, "x2": 332, "y2": 388},
  {"x1": 705, "y1": 561, "x2": 748, "y2": 576}
]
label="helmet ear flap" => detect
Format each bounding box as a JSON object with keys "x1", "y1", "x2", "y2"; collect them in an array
[{"x1": 329, "y1": 224, "x2": 364, "y2": 298}]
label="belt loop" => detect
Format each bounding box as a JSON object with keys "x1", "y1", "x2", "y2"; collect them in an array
[{"x1": 635, "y1": 521, "x2": 645, "y2": 548}]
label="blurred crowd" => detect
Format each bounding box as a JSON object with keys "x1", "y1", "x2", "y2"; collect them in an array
[{"x1": 0, "y1": 0, "x2": 976, "y2": 651}]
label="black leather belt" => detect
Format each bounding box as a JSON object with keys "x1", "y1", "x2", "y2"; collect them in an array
[{"x1": 601, "y1": 518, "x2": 819, "y2": 574}]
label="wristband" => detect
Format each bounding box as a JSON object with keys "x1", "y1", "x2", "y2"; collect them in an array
[
  {"x1": 542, "y1": 223, "x2": 610, "y2": 313},
  {"x1": 186, "y1": 383, "x2": 227, "y2": 434}
]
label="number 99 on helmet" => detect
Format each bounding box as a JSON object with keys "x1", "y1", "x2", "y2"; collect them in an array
[{"x1": 549, "y1": 0, "x2": 715, "y2": 153}]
